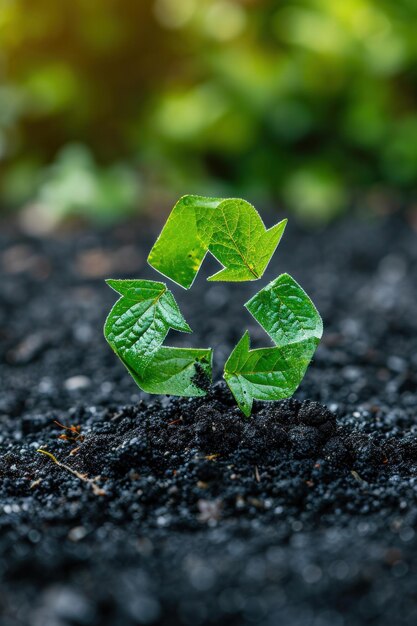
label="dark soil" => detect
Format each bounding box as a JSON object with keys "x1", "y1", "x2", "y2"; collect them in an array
[{"x1": 1, "y1": 212, "x2": 417, "y2": 626}]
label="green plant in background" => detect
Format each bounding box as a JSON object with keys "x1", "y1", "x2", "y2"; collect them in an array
[
  {"x1": 2, "y1": 0, "x2": 416, "y2": 223},
  {"x1": 34, "y1": 145, "x2": 140, "y2": 225},
  {"x1": 104, "y1": 195, "x2": 322, "y2": 416}
]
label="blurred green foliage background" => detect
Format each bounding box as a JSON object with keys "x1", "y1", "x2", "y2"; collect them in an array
[{"x1": 1, "y1": 0, "x2": 416, "y2": 227}]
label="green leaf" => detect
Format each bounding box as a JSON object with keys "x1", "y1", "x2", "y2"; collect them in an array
[
  {"x1": 224, "y1": 274, "x2": 322, "y2": 416},
  {"x1": 205, "y1": 199, "x2": 287, "y2": 282},
  {"x1": 124, "y1": 347, "x2": 212, "y2": 397},
  {"x1": 245, "y1": 273, "x2": 323, "y2": 347},
  {"x1": 148, "y1": 195, "x2": 287, "y2": 288},
  {"x1": 104, "y1": 279, "x2": 212, "y2": 396}
]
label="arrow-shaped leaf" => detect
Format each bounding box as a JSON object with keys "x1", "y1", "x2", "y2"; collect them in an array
[
  {"x1": 148, "y1": 195, "x2": 287, "y2": 289},
  {"x1": 224, "y1": 274, "x2": 323, "y2": 416},
  {"x1": 104, "y1": 279, "x2": 212, "y2": 396}
]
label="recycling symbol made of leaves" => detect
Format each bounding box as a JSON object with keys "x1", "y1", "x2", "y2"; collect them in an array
[{"x1": 104, "y1": 196, "x2": 323, "y2": 416}]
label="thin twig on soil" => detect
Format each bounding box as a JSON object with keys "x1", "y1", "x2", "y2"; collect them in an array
[
  {"x1": 205, "y1": 454, "x2": 219, "y2": 461},
  {"x1": 53, "y1": 420, "x2": 85, "y2": 444},
  {"x1": 37, "y1": 449, "x2": 106, "y2": 496},
  {"x1": 351, "y1": 470, "x2": 368, "y2": 485}
]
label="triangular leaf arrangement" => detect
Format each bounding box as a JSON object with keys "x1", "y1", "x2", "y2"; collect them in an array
[{"x1": 104, "y1": 195, "x2": 322, "y2": 416}]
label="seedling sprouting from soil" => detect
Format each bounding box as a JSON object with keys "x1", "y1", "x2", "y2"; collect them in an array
[{"x1": 104, "y1": 195, "x2": 322, "y2": 416}]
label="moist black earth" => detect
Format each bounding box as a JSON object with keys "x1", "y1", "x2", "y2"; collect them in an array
[{"x1": 0, "y1": 211, "x2": 417, "y2": 626}]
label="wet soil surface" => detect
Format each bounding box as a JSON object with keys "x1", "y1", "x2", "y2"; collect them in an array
[{"x1": 0, "y1": 213, "x2": 417, "y2": 626}]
